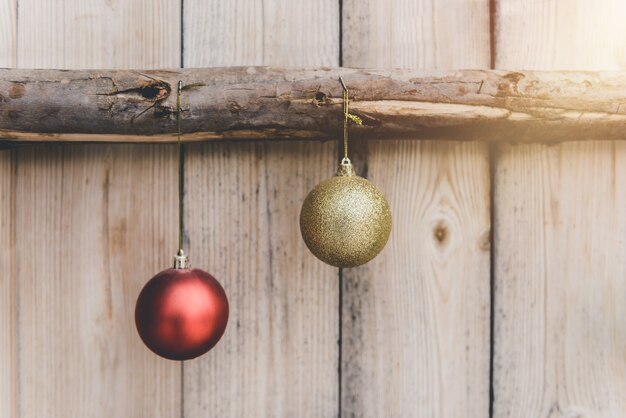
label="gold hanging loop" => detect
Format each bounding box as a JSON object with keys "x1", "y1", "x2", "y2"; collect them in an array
[{"x1": 338, "y1": 76, "x2": 362, "y2": 165}]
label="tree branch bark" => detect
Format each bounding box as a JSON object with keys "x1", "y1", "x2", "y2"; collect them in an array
[{"x1": 1, "y1": 67, "x2": 626, "y2": 144}]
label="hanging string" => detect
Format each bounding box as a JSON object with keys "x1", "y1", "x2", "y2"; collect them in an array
[
  {"x1": 339, "y1": 77, "x2": 362, "y2": 164},
  {"x1": 176, "y1": 80, "x2": 184, "y2": 254}
]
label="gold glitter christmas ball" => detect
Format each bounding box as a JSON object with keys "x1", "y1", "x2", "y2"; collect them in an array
[{"x1": 300, "y1": 160, "x2": 392, "y2": 268}]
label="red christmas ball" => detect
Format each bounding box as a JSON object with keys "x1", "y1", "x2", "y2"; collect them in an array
[{"x1": 135, "y1": 267, "x2": 229, "y2": 360}]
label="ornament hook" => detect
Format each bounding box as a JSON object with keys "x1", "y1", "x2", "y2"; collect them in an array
[{"x1": 339, "y1": 76, "x2": 348, "y2": 92}]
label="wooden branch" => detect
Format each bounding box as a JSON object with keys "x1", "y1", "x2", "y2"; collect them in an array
[{"x1": 2, "y1": 67, "x2": 626, "y2": 144}]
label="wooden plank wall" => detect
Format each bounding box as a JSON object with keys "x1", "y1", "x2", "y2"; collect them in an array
[
  {"x1": 0, "y1": 1, "x2": 17, "y2": 416},
  {"x1": 0, "y1": 0, "x2": 16, "y2": 68},
  {"x1": 181, "y1": 2, "x2": 340, "y2": 418},
  {"x1": 0, "y1": 151, "x2": 16, "y2": 418},
  {"x1": 492, "y1": 1, "x2": 626, "y2": 417},
  {"x1": 1, "y1": 0, "x2": 626, "y2": 417},
  {"x1": 341, "y1": 1, "x2": 491, "y2": 417},
  {"x1": 15, "y1": 146, "x2": 181, "y2": 417},
  {"x1": 3, "y1": 1, "x2": 183, "y2": 417}
]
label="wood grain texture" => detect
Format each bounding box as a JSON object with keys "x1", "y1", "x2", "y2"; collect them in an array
[
  {"x1": 0, "y1": 150, "x2": 16, "y2": 418},
  {"x1": 495, "y1": 0, "x2": 626, "y2": 70},
  {"x1": 7, "y1": 68, "x2": 626, "y2": 144},
  {"x1": 342, "y1": 141, "x2": 491, "y2": 417},
  {"x1": 343, "y1": 0, "x2": 489, "y2": 69},
  {"x1": 16, "y1": 0, "x2": 180, "y2": 69},
  {"x1": 493, "y1": 142, "x2": 626, "y2": 418},
  {"x1": 0, "y1": 0, "x2": 16, "y2": 67},
  {"x1": 0, "y1": 1, "x2": 16, "y2": 414},
  {"x1": 494, "y1": 1, "x2": 626, "y2": 417},
  {"x1": 14, "y1": 0, "x2": 183, "y2": 417},
  {"x1": 182, "y1": 2, "x2": 340, "y2": 417},
  {"x1": 341, "y1": 1, "x2": 491, "y2": 417},
  {"x1": 16, "y1": 145, "x2": 181, "y2": 418},
  {"x1": 183, "y1": 0, "x2": 339, "y2": 67},
  {"x1": 184, "y1": 141, "x2": 339, "y2": 418}
]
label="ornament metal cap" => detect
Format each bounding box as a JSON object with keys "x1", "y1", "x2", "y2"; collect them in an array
[
  {"x1": 173, "y1": 249, "x2": 189, "y2": 269},
  {"x1": 336, "y1": 157, "x2": 355, "y2": 177}
]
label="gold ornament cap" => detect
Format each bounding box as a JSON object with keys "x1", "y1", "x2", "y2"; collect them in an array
[
  {"x1": 300, "y1": 159, "x2": 392, "y2": 268},
  {"x1": 173, "y1": 249, "x2": 189, "y2": 269},
  {"x1": 336, "y1": 158, "x2": 355, "y2": 176}
]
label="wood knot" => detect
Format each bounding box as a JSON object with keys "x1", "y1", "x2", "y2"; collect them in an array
[
  {"x1": 433, "y1": 222, "x2": 448, "y2": 245},
  {"x1": 228, "y1": 101, "x2": 242, "y2": 114},
  {"x1": 478, "y1": 229, "x2": 491, "y2": 251},
  {"x1": 139, "y1": 84, "x2": 165, "y2": 99},
  {"x1": 314, "y1": 91, "x2": 329, "y2": 106},
  {"x1": 503, "y1": 71, "x2": 525, "y2": 84},
  {"x1": 102, "y1": 78, "x2": 170, "y2": 102},
  {"x1": 497, "y1": 72, "x2": 525, "y2": 96},
  {"x1": 134, "y1": 79, "x2": 170, "y2": 101},
  {"x1": 9, "y1": 83, "x2": 25, "y2": 99}
]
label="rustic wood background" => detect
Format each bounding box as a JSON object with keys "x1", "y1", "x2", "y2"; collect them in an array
[{"x1": 0, "y1": 0, "x2": 625, "y2": 417}]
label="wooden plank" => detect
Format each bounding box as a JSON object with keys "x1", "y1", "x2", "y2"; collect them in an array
[
  {"x1": 342, "y1": 141, "x2": 491, "y2": 417},
  {"x1": 343, "y1": 0, "x2": 489, "y2": 69},
  {"x1": 0, "y1": 1, "x2": 16, "y2": 416},
  {"x1": 15, "y1": 0, "x2": 182, "y2": 417},
  {"x1": 17, "y1": 0, "x2": 180, "y2": 69},
  {"x1": 183, "y1": 0, "x2": 339, "y2": 67},
  {"x1": 0, "y1": 150, "x2": 16, "y2": 418},
  {"x1": 341, "y1": 0, "x2": 492, "y2": 417},
  {"x1": 0, "y1": 0, "x2": 16, "y2": 67},
  {"x1": 183, "y1": 141, "x2": 338, "y2": 417},
  {"x1": 182, "y1": 2, "x2": 339, "y2": 417},
  {"x1": 493, "y1": 142, "x2": 626, "y2": 417},
  {"x1": 493, "y1": 1, "x2": 626, "y2": 417},
  {"x1": 16, "y1": 145, "x2": 182, "y2": 417},
  {"x1": 495, "y1": 0, "x2": 626, "y2": 71},
  {"x1": 6, "y1": 69, "x2": 626, "y2": 145}
]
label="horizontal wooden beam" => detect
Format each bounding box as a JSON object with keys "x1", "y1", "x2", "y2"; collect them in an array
[{"x1": 2, "y1": 67, "x2": 626, "y2": 145}]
